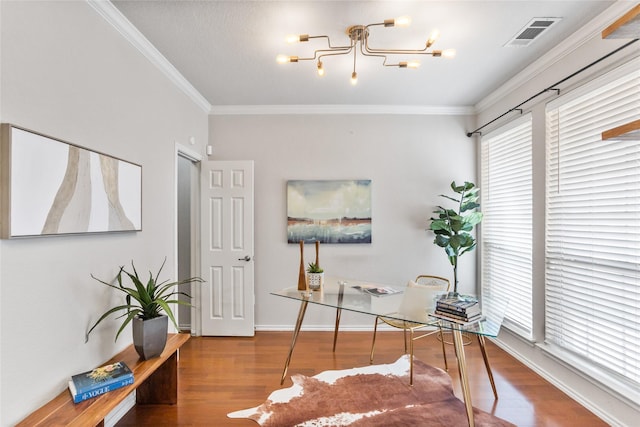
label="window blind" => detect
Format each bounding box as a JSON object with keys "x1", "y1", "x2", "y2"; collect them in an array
[
  {"x1": 545, "y1": 58, "x2": 640, "y2": 389},
  {"x1": 481, "y1": 114, "x2": 533, "y2": 339}
]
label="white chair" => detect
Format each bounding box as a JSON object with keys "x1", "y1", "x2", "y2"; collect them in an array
[{"x1": 369, "y1": 275, "x2": 450, "y2": 385}]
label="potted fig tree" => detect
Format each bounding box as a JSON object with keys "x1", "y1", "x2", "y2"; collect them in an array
[
  {"x1": 86, "y1": 258, "x2": 203, "y2": 359},
  {"x1": 429, "y1": 181, "x2": 483, "y2": 295}
]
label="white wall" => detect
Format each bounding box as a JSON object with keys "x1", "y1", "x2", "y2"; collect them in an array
[
  {"x1": 209, "y1": 113, "x2": 476, "y2": 329},
  {"x1": 0, "y1": 1, "x2": 208, "y2": 425},
  {"x1": 476, "y1": 21, "x2": 640, "y2": 427}
]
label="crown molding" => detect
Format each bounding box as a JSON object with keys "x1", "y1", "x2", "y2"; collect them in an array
[
  {"x1": 87, "y1": 0, "x2": 212, "y2": 114},
  {"x1": 209, "y1": 104, "x2": 475, "y2": 116},
  {"x1": 475, "y1": 1, "x2": 637, "y2": 113}
]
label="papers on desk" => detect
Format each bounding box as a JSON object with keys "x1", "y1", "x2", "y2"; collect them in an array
[{"x1": 352, "y1": 285, "x2": 402, "y2": 297}]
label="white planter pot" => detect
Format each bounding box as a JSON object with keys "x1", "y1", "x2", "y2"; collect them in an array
[{"x1": 306, "y1": 272, "x2": 324, "y2": 291}]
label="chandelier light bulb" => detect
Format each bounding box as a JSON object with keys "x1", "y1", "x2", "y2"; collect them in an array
[
  {"x1": 277, "y1": 55, "x2": 298, "y2": 64},
  {"x1": 427, "y1": 30, "x2": 440, "y2": 47},
  {"x1": 317, "y1": 60, "x2": 325, "y2": 76},
  {"x1": 286, "y1": 34, "x2": 309, "y2": 43},
  {"x1": 399, "y1": 61, "x2": 420, "y2": 69},
  {"x1": 442, "y1": 49, "x2": 456, "y2": 58},
  {"x1": 394, "y1": 16, "x2": 412, "y2": 27},
  {"x1": 351, "y1": 71, "x2": 358, "y2": 85}
]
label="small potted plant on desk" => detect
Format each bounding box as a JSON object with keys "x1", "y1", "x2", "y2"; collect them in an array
[
  {"x1": 86, "y1": 259, "x2": 203, "y2": 360},
  {"x1": 306, "y1": 262, "x2": 324, "y2": 291}
]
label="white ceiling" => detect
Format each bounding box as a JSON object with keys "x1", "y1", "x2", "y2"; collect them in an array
[{"x1": 111, "y1": 0, "x2": 620, "y2": 110}]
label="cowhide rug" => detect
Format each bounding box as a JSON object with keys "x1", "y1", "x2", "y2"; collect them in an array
[{"x1": 228, "y1": 355, "x2": 515, "y2": 426}]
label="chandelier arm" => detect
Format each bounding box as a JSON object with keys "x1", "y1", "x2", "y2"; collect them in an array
[
  {"x1": 367, "y1": 48, "x2": 435, "y2": 55},
  {"x1": 363, "y1": 21, "x2": 434, "y2": 54},
  {"x1": 382, "y1": 58, "x2": 398, "y2": 67},
  {"x1": 292, "y1": 37, "x2": 354, "y2": 62},
  {"x1": 353, "y1": 47, "x2": 356, "y2": 73},
  {"x1": 307, "y1": 35, "x2": 353, "y2": 51},
  {"x1": 358, "y1": 42, "x2": 390, "y2": 63},
  {"x1": 358, "y1": 44, "x2": 417, "y2": 68},
  {"x1": 364, "y1": 35, "x2": 431, "y2": 54},
  {"x1": 317, "y1": 48, "x2": 355, "y2": 61},
  {"x1": 294, "y1": 46, "x2": 353, "y2": 62},
  {"x1": 364, "y1": 22, "x2": 387, "y2": 30},
  {"x1": 358, "y1": 47, "x2": 409, "y2": 68}
]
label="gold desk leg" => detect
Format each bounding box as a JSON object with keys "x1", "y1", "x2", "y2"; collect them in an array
[
  {"x1": 409, "y1": 328, "x2": 415, "y2": 386},
  {"x1": 332, "y1": 307, "x2": 342, "y2": 352},
  {"x1": 452, "y1": 327, "x2": 475, "y2": 427},
  {"x1": 370, "y1": 317, "x2": 380, "y2": 364},
  {"x1": 332, "y1": 283, "x2": 345, "y2": 352},
  {"x1": 477, "y1": 335, "x2": 498, "y2": 399},
  {"x1": 280, "y1": 299, "x2": 309, "y2": 385},
  {"x1": 438, "y1": 325, "x2": 448, "y2": 371}
]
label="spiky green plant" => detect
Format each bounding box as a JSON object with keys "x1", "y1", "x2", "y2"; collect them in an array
[
  {"x1": 86, "y1": 259, "x2": 203, "y2": 342},
  {"x1": 306, "y1": 262, "x2": 324, "y2": 273},
  {"x1": 429, "y1": 181, "x2": 483, "y2": 293}
]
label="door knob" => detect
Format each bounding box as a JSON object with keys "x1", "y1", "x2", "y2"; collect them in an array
[{"x1": 238, "y1": 255, "x2": 251, "y2": 261}]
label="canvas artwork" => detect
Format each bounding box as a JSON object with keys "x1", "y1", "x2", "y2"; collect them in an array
[
  {"x1": 287, "y1": 180, "x2": 371, "y2": 244},
  {"x1": 0, "y1": 124, "x2": 142, "y2": 238}
]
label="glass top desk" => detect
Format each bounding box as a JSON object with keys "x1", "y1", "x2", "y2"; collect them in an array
[{"x1": 271, "y1": 277, "x2": 503, "y2": 427}]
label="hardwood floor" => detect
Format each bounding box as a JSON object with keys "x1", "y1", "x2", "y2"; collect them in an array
[{"x1": 117, "y1": 331, "x2": 607, "y2": 426}]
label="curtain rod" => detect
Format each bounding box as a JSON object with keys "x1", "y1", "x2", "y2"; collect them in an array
[{"x1": 466, "y1": 38, "x2": 638, "y2": 138}]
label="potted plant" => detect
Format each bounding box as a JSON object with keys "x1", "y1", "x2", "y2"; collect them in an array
[
  {"x1": 429, "y1": 181, "x2": 483, "y2": 295},
  {"x1": 306, "y1": 262, "x2": 324, "y2": 291},
  {"x1": 86, "y1": 259, "x2": 203, "y2": 360}
]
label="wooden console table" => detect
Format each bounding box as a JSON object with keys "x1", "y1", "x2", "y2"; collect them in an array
[{"x1": 16, "y1": 333, "x2": 190, "y2": 427}]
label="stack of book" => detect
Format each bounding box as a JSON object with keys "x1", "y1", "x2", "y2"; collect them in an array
[
  {"x1": 434, "y1": 294, "x2": 482, "y2": 323},
  {"x1": 68, "y1": 361, "x2": 134, "y2": 403}
]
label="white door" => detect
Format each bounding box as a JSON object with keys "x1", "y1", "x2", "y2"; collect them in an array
[{"x1": 200, "y1": 160, "x2": 255, "y2": 336}]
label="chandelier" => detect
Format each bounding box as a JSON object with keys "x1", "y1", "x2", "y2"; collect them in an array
[{"x1": 276, "y1": 16, "x2": 455, "y2": 85}]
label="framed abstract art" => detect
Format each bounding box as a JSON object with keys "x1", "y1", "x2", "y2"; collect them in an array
[
  {"x1": 0, "y1": 124, "x2": 142, "y2": 238},
  {"x1": 287, "y1": 179, "x2": 371, "y2": 244}
]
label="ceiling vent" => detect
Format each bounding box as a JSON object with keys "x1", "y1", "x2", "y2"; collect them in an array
[{"x1": 505, "y1": 17, "x2": 561, "y2": 47}]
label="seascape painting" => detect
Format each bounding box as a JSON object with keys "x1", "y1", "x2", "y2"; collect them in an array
[
  {"x1": 287, "y1": 180, "x2": 371, "y2": 244},
  {"x1": 1, "y1": 124, "x2": 142, "y2": 238}
]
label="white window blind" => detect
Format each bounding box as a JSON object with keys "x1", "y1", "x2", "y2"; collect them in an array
[
  {"x1": 545, "y1": 58, "x2": 640, "y2": 389},
  {"x1": 481, "y1": 115, "x2": 533, "y2": 339}
]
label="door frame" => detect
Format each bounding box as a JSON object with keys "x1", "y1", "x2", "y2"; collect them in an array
[{"x1": 175, "y1": 143, "x2": 203, "y2": 336}]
